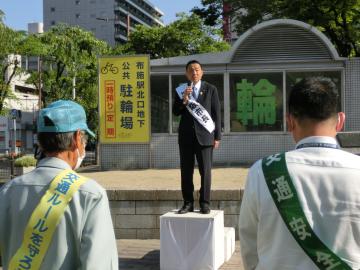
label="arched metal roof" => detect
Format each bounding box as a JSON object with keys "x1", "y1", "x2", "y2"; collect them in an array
[{"x1": 228, "y1": 19, "x2": 340, "y2": 63}]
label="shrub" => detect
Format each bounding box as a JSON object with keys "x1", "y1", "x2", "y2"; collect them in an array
[{"x1": 14, "y1": 155, "x2": 37, "y2": 167}]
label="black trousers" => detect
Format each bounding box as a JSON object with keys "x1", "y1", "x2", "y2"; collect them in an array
[{"x1": 179, "y1": 139, "x2": 213, "y2": 205}]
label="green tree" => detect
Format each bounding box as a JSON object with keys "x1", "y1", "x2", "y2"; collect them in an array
[
  {"x1": 0, "y1": 9, "x2": 4, "y2": 23},
  {"x1": 0, "y1": 11, "x2": 51, "y2": 114},
  {"x1": 0, "y1": 24, "x2": 27, "y2": 113},
  {"x1": 192, "y1": 0, "x2": 360, "y2": 57},
  {"x1": 113, "y1": 14, "x2": 230, "y2": 59},
  {"x1": 25, "y1": 24, "x2": 110, "y2": 133}
]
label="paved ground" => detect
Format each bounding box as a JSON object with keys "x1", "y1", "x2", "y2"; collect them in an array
[
  {"x1": 1, "y1": 165, "x2": 250, "y2": 190},
  {"x1": 118, "y1": 239, "x2": 244, "y2": 270},
  {"x1": 79, "y1": 166, "x2": 249, "y2": 191},
  {"x1": 1, "y1": 239, "x2": 244, "y2": 270}
]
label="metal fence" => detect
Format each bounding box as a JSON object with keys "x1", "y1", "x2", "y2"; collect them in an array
[
  {"x1": 83, "y1": 151, "x2": 97, "y2": 166},
  {"x1": 0, "y1": 151, "x2": 97, "y2": 184},
  {"x1": 0, "y1": 160, "x2": 11, "y2": 180}
]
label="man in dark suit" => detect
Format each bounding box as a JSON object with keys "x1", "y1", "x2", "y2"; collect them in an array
[{"x1": 173, "y1": 60, "x2": 221, "y2": 214}]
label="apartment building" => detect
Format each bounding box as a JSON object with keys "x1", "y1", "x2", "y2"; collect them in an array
[{"x1": 43, "y1": 0, "x2": 164, "y2": 46}]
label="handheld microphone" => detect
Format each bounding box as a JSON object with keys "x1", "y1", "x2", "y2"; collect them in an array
[{"x1": 183, "y1": 81, "x2": 193, "y2": 105}]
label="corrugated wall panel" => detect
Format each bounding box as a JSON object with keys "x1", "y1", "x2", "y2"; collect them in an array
[{"x1": 232, "y1": 25, "x2": 332, "y2": 63}]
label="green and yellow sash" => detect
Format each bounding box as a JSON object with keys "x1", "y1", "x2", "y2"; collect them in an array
[
  {"x1": 262, "y1": 153, "x2": 351, "y2": 270},
  {"x1": 9, "y1": 169, "x2": 88, "y2": 270}
]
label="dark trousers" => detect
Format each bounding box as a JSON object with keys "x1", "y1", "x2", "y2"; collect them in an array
[{"x1": 179, "y1": 139, "x2": 213, "y2": 205}]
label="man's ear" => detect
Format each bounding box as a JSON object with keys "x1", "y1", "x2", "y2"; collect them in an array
[
  {"x1": 286, "y1": 114, "x2": 295, "y2": 132},
  {"x1": 73, "y1": 130, "x2": 82, "y2": 150},
  {"x1": 336, "y1": 112, "x2": 345, "y2": 132}
]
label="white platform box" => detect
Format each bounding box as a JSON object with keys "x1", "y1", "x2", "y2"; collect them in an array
[
  {"x1": 224, "y1": 227, "x2": 235, "y2": 262},
  {"x1": 160, "y1": 210, "x2": 225, "y2": 270}
]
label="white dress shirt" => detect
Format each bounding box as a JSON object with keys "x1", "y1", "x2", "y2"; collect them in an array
[{"x1": 239, "y1": 136, "x2": 360, "y2": 270}]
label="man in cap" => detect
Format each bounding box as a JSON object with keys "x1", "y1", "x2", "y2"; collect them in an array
[
  {"x1": 239, "y1": 77, "x2": 360, "y2": 269},
  {"x1": 0, "y1": 100, "x2": 118, "y2": 269}
]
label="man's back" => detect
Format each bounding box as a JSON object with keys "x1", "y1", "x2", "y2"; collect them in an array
[
  {"x1": 0, "y1": 157, "x2": 118, "y2": 270},
  {"x1": 239, "y1": 136, "x2": 360, "y2": 270}
]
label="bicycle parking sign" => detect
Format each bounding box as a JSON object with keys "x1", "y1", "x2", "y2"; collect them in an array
[
  {"x1": 98, "y1": 55, "x2": 150, "y2": 143},
  {"x1": 100, "y1": 62, "x2": 119, "y2": 75}
]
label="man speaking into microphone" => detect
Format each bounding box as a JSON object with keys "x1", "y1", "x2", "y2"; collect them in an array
[{"x1": 173, "y1": 60, "x2": 221, "y2": 214}]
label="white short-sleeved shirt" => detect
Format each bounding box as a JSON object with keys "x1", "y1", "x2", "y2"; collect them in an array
[
  {"x1": 0, "y1": 157, "x2": 118, "y2": 270},
  {"x1": 239, "y1": 136, "x2": 360, "y2": 270}
]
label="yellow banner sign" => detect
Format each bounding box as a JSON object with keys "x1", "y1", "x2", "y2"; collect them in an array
[{"x1": 99, "y1": 56, "x2": 150, "y2": 143}]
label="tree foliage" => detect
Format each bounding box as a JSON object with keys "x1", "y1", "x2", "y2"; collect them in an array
[
  {"x1": 0, "y1": 9, "x2": 4, "y2": 23},
  {"x1": 0, "y1": 21, "x2": 109, "y2": 131},
  {"x1": 0, "y1": 23, "x2": 27, "y2": 113},
  {"x1": 24, "y1": 24, "x2": 110, "y2": 133},
  {"x1": 113, "y1": 14, "x2": 230, "y2": 59},
  {"x1": 192, "y1": 0, "x2": 360, "y2": 57}
]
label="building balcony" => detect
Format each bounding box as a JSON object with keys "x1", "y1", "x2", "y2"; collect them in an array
[
  {"x1": 114, "y1": 33, "x2": 129, "y2": 42},
  {"x1": 114, "y1": 0, "x2": 164, "y2": 27}
]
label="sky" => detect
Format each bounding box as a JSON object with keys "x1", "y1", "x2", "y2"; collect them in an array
[{"x1": 0, "y1": 0, "x2": 203, "y2": 31}]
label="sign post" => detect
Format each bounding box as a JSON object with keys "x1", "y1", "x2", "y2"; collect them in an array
[
  {"x1": 10, "y1": 109, "x2": 18, "y2": 155},
  {"x1": 10, "y1": 109, "x2": 19, "y2": 179}
]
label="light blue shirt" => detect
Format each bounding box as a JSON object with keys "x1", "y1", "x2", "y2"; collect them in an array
[
  {"x1": 0, "y1": 157, "x2": 118, "y2": 270},
  {"x1": 192, "y1": 80, "x2": 202, "y2": 100}
]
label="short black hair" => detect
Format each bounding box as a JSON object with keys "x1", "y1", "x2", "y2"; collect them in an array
[
  {"x1": 185, "y1": 60, "x2": 202, "y2": 70},
  {"x1": 288, "y1": 77, "x2": 340, "y2": 121}
]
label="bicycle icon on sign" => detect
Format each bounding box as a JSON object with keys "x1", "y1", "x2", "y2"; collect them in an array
[{"x1": 100, "y1": 62, "x2": 119, "y2": 74}]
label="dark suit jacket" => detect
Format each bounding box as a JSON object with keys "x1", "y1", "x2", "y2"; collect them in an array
[{"x1": 172, "y1": 81, "x2": 222, "y2": 146}]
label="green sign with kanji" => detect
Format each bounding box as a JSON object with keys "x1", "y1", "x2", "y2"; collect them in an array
[{"x1": 236, "y1": 79, "x2": 276, "y2": 126}]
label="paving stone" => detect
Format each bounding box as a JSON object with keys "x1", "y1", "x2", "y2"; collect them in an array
[{"x1": 117, "y1": 239, "x2": 244, "y2": 270}]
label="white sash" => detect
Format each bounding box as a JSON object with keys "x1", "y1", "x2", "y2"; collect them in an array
[{"x1": 176, "y1": 83, "x2": 215, "y2": 133}]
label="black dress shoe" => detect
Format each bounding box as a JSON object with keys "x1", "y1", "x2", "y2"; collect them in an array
[
  {"x1": 200, "y1": 203, "x2": 210, "y2": 214},
  {"x1": 177, "y1": 203, "x2": 194, "y2": 214}
]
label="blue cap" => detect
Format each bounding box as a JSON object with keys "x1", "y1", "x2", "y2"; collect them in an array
[{"x1": 37, "y1": 100, "x2": 95, "y2": 137}]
